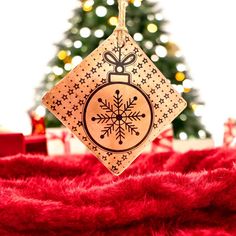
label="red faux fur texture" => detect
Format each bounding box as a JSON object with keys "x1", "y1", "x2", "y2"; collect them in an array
[{"x1": 0, "y1": 148, "x2": 236, "y2": 235}]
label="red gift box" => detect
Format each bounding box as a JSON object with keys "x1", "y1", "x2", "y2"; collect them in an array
[
  {"x1": 151, "y1": 125, "x2": 173, "y2": 153},
  {"x1": 0, "y1": 133, "x2": 25, "y2": 157},
  {"x1": 47, "y1": 129, "x2": 74, "y2": 155},
  {"x1": 46, "y1": 128, "x2": 88, "y2": 155},
  {"x1": 25, "y1": 135, "x2": 48, "y2": 155}
]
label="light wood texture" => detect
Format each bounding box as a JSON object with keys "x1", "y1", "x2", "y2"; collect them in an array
[{"x1": 42, "y1": 31, "x2": 187, "y2": 175}]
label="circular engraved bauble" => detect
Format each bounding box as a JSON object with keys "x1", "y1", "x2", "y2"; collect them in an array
[{"x1": 83, "y1": 82, "x2": 153, "y2": 152}]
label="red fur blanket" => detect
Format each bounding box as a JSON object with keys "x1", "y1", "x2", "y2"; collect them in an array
[{"x1": 0, "y1": 148, "x2": 236, "y2": 235}]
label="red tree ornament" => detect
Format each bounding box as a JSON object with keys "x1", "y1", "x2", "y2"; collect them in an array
[{"x1": 29, "y1": 108, "x2": 46, "y2": 135}]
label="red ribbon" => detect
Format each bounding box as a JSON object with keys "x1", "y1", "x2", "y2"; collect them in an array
[
  {"x1": 152, "y1": 128, "x2": 173, "y2": 152},
  {"x1": 47, "y1": 130, "x2": 73, "y2": 154}
]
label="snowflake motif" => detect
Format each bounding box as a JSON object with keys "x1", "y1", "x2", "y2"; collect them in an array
[{"x1": 91, "y1": 90, "x2": 146, "y2": 145}]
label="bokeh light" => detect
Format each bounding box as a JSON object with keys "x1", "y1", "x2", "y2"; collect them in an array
[
  {"x1": 155, "y1": 13, "x2": 163, "y2": 21},
  {"x1": 83, "y1": 0, "x2": 94, "y2": 12},
  {"x1": 80, "y1": 27, "x2": 91, "y2": 38},
  {"x1": 160, "y1": 34, "x2": 169, "y2": 43},
  {"x1": 96, "y1": 6, "x2": 107, "y2": 17},
  {"x1": 144, "y1": 41, "x2": 153, "y2": 49},
  {"x1": 176, "y1": 63, "x2": 186, "y2": 72},
  {"x1": 57, "y1": 50, "x2": 67, "y2": 60},
  {"x1": 155, "y1": 45, "x2": 167, "y2": 57},
  {"x1": 134, "y1": 32, "x2": 143, "y2": 41},
  {"x1": 108, "y1": 16, "x2": 118, "y2": 26},
  {"x1": 133, "y1": 0, "x2": 142, "y2": 7},
  {"x1": 198, "y1": 130, "x2": 207, "y2": 139},
  {"x1": 72, "y1": 56, "x2": 82, "y2": 67},
  {"x1": 74, "y1": 40, "x2": 82, "y2": 49},
  {"x1": 151, "y1": 54, "x2": 159, "y2": 62},
  {"x1": 179, "y1": 132, "x2": 188, "y2": 140},
  {"x1": 107, "y1": 0, "x2": 115, "y2": 5},
  {"x1": 175, "y1": 72, "x2": 185, "y2": 81},
  {"x1": 64, "y1": 63, "x2": 72, "y2": 71},
  {"x1": 52, "y1": 66, "x2": 63, "y2": 76},
  {"x1": 147, "y1": 23, "x2": 158, "y2": 33},
  {"x1": 94, "y1": 29, "x2": 104, "y2": 38}
]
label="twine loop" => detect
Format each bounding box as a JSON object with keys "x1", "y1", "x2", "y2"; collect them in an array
[{"x1": 115, "y1": 0, "x2": 128, "y2": 47}]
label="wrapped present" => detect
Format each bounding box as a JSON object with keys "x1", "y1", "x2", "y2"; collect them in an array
[
  {"x1": 151, "y1": 125, "x2": 173, "y2": 153},
  {"x1": 46, "y1": 128, "x2": 87, "y2": 155},
  {"x1": 0, "y1": 133, "x2": 25, "y2": 157},
  {"x1": 223, "y1": 118, "x2": 236, "y2": 147},
  {"x1": 25, "y1": 135, "x2": 48, "y2": 155}
]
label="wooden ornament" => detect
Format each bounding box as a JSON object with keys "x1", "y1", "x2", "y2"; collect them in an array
[{"x1": 42, "y1": 30, "x2": 187, "y2": 175}]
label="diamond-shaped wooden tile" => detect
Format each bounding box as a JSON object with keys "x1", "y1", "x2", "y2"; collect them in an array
[{"x1": 42, "y1": 30, "x2": 187, "y2": 175}]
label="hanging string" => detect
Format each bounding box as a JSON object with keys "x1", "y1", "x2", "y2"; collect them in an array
[{"x1": 115, "y1": 0, "x2": 128, "y2": 47}]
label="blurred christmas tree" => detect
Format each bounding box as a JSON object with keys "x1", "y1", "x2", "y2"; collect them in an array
[{"x1": 36, "y1": 0, "x2": 210, "y2": 139}]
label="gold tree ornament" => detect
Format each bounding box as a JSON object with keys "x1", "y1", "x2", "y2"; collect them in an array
[{"x1": 42, "y1": 0, "x2": 187, "y2": 175}]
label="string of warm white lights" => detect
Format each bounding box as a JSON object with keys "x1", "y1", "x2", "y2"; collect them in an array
[{"x1": 54, "y1": 1, "x2": 192, "y2": 93}]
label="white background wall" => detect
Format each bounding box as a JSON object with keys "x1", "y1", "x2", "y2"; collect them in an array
[{"x1": 0, "y1": 0, "x2": 235, "y2": 145}]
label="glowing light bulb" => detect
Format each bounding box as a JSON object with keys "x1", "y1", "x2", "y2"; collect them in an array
[
  {"x1": 198, "y1": 130, "x2": 206, "y2": 139},
  {"x1": 194, "y1": 105, "x2": 204, "y2": 116},
  {"x1": 151, "y1": 55, "x2": 159, "y2": 62},
  {"x1": 179, "y1": 132, "x2": 188, "y2": 140},
  {"x1": 176, "y1": 85, "x2": 184, "y2": 93},
  {"x1": 176, "y1": 63, "x2": 186, "y2": 72},
  {"x1": 147, "y1": 15, "x2": 155, "y2": 21},
  {"x1": 83, "y1": 0, "x2": 94, "y2": 12},
  {"x1": 57, "y1": 50, "x2": 67, "y2": 60},
  {"x1": 72, "y1": 56, "x2": 82, "y2": 67},
  {"x1": 108, "y1": 16, "x2": 118, "y2": 26},
  {"x1": 183, "y1": 79, "x2": 192, "y2": 89},
  {"x1": 35, "y1": 106, "x2": 46, "y2": 117},
  {"x1": 52, "y1": 66, "x2": 63, "y2": 76},
  {"x1": 155, "y1": 13, "x2": 163, "y2": 21},
  {"x1": 64, "y1": 39, "x2": 73, "y2": 48},
  {"x1": 64, "y1": 63, "x2": 72, "y2": 71},
  {"x1": 133, "y1": 0, "x2": 141, "y2": 7},
  {"x1": 184, "y1": 88, "x2": 191, "y2": 93},
  {"x1": 160, "y1": 34, "x2": 169, "y2": 43},
  {"x1": 107, "y1": 0, "x2": 115, "y2": 5},
  {"x1": 96, "y1": 6, "x2": 107, "y2": 17},
  {"x1": 63, "y1": 55, "x2": 72, "y2": 64},
  {"x1": 175, "y1": 72, "x2": 185, "y2": 82},
  {"x1": 147, "y1": 23, "x2": 158, "y2": 33},
  {"x1": 144, "y1": 41, "x2": 153, "y2": 49},
  {"x1": 74, "y1": 40, "x2": 82, "y2": 49},
  {"x1": 155, "y1": 45, "x2": 167, "y2": 58},
  {"x1": 134, "y1": 33, "x2": 143, "y2": 41},
  {"x1": 94, "y1": 29, "x2": 104, "y2": 38},
  {"x1": 80, "y1": 27, "x2": 91, "y2": 38}
]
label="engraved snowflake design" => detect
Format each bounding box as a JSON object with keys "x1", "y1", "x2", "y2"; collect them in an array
[{"x1": 91, "y1": 90, "x2": 146, "y2": 145}]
